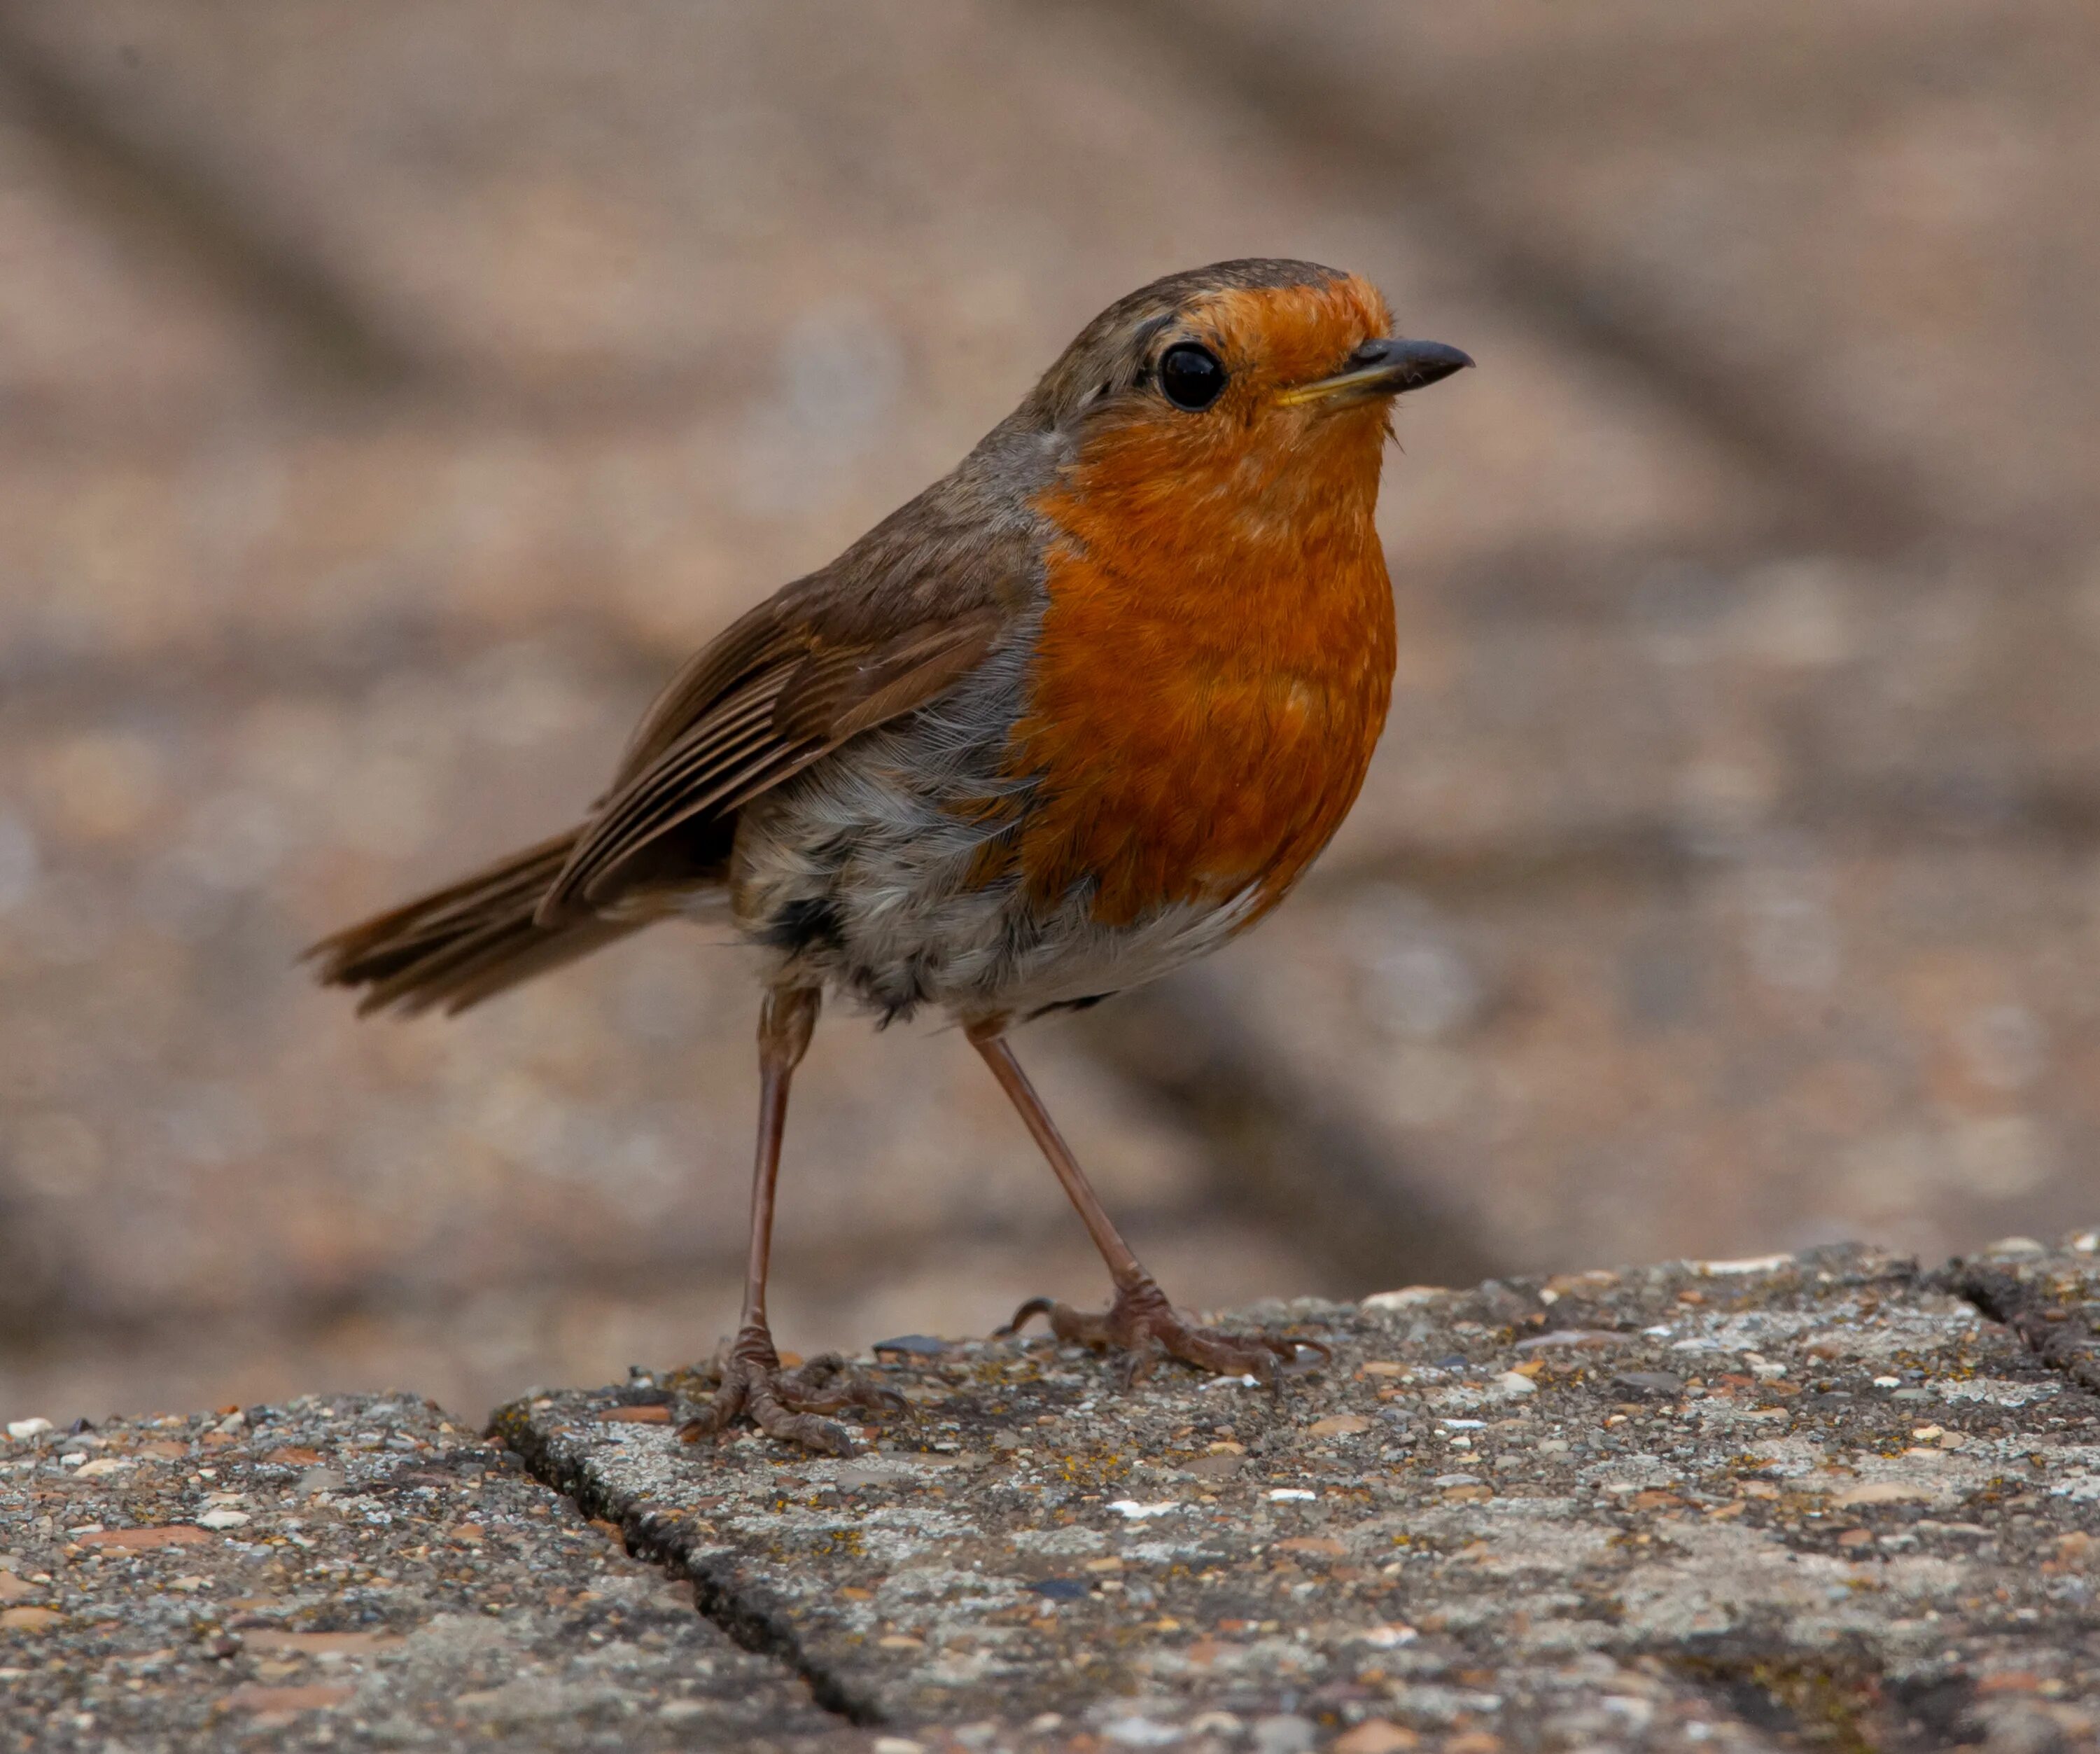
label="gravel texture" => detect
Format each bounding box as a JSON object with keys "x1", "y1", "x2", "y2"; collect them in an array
[
  {"x1": 493, "y1": 1238, "x2": 2100, "y2": 1751},
  {"x1": 11, "y1": 1237, "x2": 2100, "y2": 1748},
  {"x1": 0, "y1": 1393, "x2": 853, "y2": 1751}
]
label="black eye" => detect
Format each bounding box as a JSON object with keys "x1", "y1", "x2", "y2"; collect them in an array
[{"x1": 1158, "y1": 342, "x2": 1226, "y2": 411}]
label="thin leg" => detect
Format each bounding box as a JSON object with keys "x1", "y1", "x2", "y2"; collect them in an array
[
  {"x1": 676, "y1": 985, "x2": 903, "y2": 1455},
  {"x1": 739, "y1": 982, "x2": 813, "y2": 1335},
  {"x1": 966, "y1": 1019, "x2": 1327, "y2": 1386}
]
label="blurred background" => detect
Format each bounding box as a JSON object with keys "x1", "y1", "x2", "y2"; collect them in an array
[{"x1": 2, "y1": 0, "x2": 2096, "y2": 1427}]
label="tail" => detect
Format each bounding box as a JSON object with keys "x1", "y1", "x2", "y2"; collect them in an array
[{"x1": 306, "y1": 828, "x2": 647, "y2": 1017}]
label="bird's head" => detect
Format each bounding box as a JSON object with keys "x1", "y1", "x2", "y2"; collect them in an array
[{"x1": 1022, "y1": 259, "x2": 1469, "y2": 533}]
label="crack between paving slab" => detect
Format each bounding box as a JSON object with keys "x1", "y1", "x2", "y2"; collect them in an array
[
  {"x1": 1945, "y1": 1262, "x2": 2100, "y2": 1397},
  {"x1": 490, "y1": 1402, "x2": 884, "y2": 1729}
]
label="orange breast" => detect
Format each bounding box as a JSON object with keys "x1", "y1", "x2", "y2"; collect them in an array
[{"x1": 1002, "y1": 403, "x2": 1396, "y2": 929}]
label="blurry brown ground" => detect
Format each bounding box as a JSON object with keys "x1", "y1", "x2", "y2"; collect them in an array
[{"x1": 2, "y1": 1, "x2": 2096, "y2": 1427}]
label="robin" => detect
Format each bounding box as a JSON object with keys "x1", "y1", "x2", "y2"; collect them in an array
[{"x1": 311, "y1": 258, "x2": 1470, "y2": 1455}]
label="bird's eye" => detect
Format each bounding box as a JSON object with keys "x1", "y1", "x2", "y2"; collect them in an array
[{"x1": 1158, "y1": 342, "x2": 1226, "y2": 412}]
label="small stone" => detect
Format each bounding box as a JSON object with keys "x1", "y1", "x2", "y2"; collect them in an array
[
  {"x1": 1833, "y1": 1481, "x2": 1935, "y2": 1508},
  {"x1": 1267, "y1": 1488, "x2": 1317, "y2": 1502},
  {"x1": 657, "y1": 1701, "x2": 710, "y2": 1722},
  {"x1": 1107, "y1": 1499, "x2": 1181, "y2": 1519},
  {"x1": 264, "y1": 1446, "x2": 323, "y2": 1466},
  {"x1": 1105, "y1": 1719, "x2": 1182, "y2": 1748},
  {"x1": 1334, "y1": 1722, "x2": 1420, "y2": 1754},
  {"x1": 72, "y1": 1457, "x2": 133, "y2": 1478},
  {"x1": 78, "y1": 1526, "x2": 211, "y2": 1551},
  {"x1": 1980, "y1": 1236, "x2": 2047, "y2": 1258},
  {"x1": 1695, "y1": 1253, "x2": 1795, "y2": 1275},
  {"x1": 1308, "y1": 1414, "x2": 1372, "y2": 1438},
  {"x1": 197, "y1": 1508, "x2": 252, "y2": 1529},
  {"x1": 0, "y1": 1608, "x2": 63, "y2": 1631},
  {"x1": 5, "y1": 1419, "x2": 51, "y2": 1441},
  {"x1": 1252, "y1": 1713, "x2": 1317, "y2": 1754},
  {"x1": 1613, "y1": 1371, "x2": 1685, "y2": 1398},
  {"x1": 246, "y1": 1630, "x2": 405, "y2": 1657},
  {"x1": 1357, "y1": 1622, "x2": 1418, "y2": 1648},
  {"x1": 1516, "y1": 1330, "x2": 1628, "y2": 1351},
  {"x1": 1362, "y1": 1287, "x2": 1448, "y2": 1310},
  {"x1": 1490, "y1": 1371, "x2": 1537, "y2": 1397},
  {"x1": 223, "y1": 1684, "x2": 354, "y2": 1714},
  {"x1": 872, "y1": 1739, "x2": 926, "y2": 1754}
]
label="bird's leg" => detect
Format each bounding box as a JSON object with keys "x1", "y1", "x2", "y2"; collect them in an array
[
  {"x1": 967, "y1": 1020, "x2": 1328, "y2": 1386},
  {"x1": 674, "y1": 985, "x2": 904, "y2": 1456}
]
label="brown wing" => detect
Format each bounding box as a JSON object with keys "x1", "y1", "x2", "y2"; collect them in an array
[{"x1": 536, "y1": 603, "x2": 1005, "y2": 924}]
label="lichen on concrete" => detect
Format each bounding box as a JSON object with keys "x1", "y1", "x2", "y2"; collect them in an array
[
  {"x1": 500, "y1": 1239, "x2": 2100, "y2": 1751},
  {"x1": 0, "y1": 1392, "x2": 853, "y2": 1750},
  {"x1": 10, "y1": 1237, "x2": 2100, "y2": 1751}
]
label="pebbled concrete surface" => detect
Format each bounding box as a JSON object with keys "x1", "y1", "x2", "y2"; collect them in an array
[
  {"x1": 0, "y1": 1392, "x2": 854, "y2": 1752},
  {"x1": 13, "y1": 1237, "x2": 2100, "y2": 1748},
  {"x1": 496, "y1": 1238, "x2": 2100, "y2": 1751}
]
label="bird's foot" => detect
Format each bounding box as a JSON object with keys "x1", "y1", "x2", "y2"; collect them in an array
[
  {"x1": 997, "y1": 1275, "x2": 1329, "y2": 1388},
  {"x1": 671, "y1": 1325, "x2": 907, "y2": 1457}
]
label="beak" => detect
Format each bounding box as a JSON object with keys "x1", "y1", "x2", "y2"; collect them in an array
[{"x1": 1278, "y1": 337, "x2": 1474, "y2": 406}]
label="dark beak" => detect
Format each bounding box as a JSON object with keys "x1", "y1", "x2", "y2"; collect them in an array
[{"x1": 1279, "y1": 337, "x2": 1474, "y2": 406}]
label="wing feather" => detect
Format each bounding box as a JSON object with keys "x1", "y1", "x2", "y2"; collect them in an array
[{"x1": 539, "y1": 606, "x2": 1005, "y2": 921}]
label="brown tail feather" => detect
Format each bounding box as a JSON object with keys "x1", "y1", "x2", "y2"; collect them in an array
[{"x1": 307, "y1": 829, "x2": 648, "y2": 1016}]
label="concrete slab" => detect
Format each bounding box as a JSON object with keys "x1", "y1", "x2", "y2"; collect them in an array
[
  {"x1": 0, "y1": 1391, "x2": 855, "y2": 1750},
  {"x1": 494, "y1": 1238, "x2": 2100, "y2": 1749}
]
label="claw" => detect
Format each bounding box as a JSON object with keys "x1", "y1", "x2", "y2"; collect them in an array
[
  {"x1": 996, "y1": 1278, "x2": 1327, "y2": 1391},
  {"x1": 672, "y1": 1328, "x2": 905, "y2": 1456},
  {"x1": 995, "y1": 1296, "x2": 1059, "y2": 1339}
]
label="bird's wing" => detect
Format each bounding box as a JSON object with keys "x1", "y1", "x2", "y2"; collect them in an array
[{"x1": 536, "y1": 594, "x2": 1009, "y2": 924}]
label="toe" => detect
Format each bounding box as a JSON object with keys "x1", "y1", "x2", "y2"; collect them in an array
[
  {"x1": 778, "y1": 1358, "x2": 910, "y2": 1420},
  {"x1": 1046, "y1": 1301, "x2": 1116, "y2": 1350},
  {"x1": 749, "y1": 1391, "x2": 858, "y2": 1456},
  {"x1": 993, "y1": 1296, "x2": 1058, "y2": 1339}
]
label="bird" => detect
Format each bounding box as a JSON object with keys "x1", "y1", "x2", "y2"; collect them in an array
[{"x1": 309, "y1": 258, "x2": 1471, "y2": 1456}]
